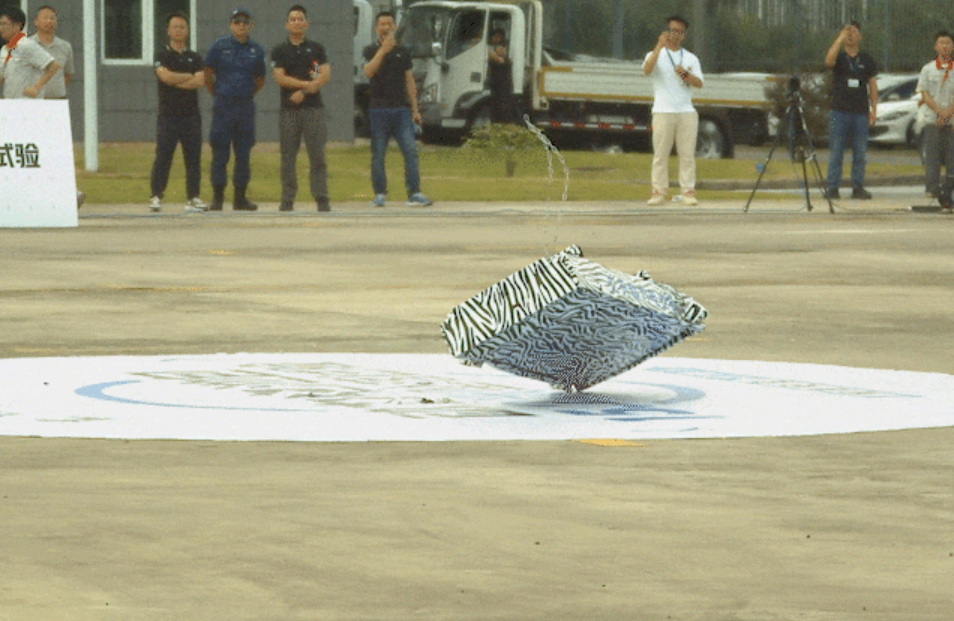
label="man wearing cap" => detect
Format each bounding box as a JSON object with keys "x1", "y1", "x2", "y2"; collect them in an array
[
  {"x1": 0, "y1": 6, "x2": 60, "y2": 99},
  {"x1": 271, "y1": 4, "x2": 331, "y2": 212},
  {"x1": 204, "y1": 8, "x2": 266, "y2": 211},
  {"x1": 29, "y1": 5, "x2": 74, "y2": 100}
]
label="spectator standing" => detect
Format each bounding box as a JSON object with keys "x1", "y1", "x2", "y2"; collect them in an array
[
  {"x1": 487, "y1": 27, "x2": 517, "y2": 123},
  {"x1": 204, "y1": 8, "x2": 266, "y2": 211},
  {"x1": 917, "y1": 31, "x2": 954, "y2": 212},
  {"x1": 362, "y1": 11, "x2": 432, "y2": 207},
  {"x1": 271, "y1": 4, "x2": 332, "y2": 212},
  {"x1": 0, "y1": 6, "x2": 59, "y2": 99},
  {"x1": 29, "y1": 5, "x2": 73, "y2": 100},
  {"x1": 824, "y1": 21, "x2": 878, "y2": 200},
  {"x1": 642, "y1": 15, "x2": 703, "y2": 206},
  {"x1": 148, "y1": 12, "x2": 207, "y2": 214}
]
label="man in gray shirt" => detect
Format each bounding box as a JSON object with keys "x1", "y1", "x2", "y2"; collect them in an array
[
  {"x1": 29, "y1": 5, "x2": 74, "y2": 99},
  {"x1": 0, "y1": 6, "x2": 59, "y2": 99}
]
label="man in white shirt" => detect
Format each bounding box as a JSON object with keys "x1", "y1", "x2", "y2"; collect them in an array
[
  {"x1": 29, "y1": 5, "x2": 74, "y2": 99},
  {"x1": 0, "y1": 6, "x2": 59, "y2": 99},
  {"x1": 642, "y1": 15, "x2": 704, "y2": 206},
  {"x1": 916, "y1": 30, "x2": 954, "y2": 211}
]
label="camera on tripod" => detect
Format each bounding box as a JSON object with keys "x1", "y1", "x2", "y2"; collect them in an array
[{"x1": 784, "y1": 75, "x2": 802, "y2": 104}]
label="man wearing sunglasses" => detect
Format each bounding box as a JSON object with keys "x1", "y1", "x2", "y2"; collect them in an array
[{"x1": 204, "y1": 8, "x2": 266, "y2": 211}]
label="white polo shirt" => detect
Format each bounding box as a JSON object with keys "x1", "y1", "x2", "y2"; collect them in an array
[
  {"x1": 0, "y1": 36, "x2": 55, "y2": 99},
  {"x1": 643, "y1": 46, "x2": 704, "y2": 114}
]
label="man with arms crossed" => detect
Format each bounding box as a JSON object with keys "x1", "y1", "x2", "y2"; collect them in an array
[
  {"x1": 917, "y1": 31, "x2": 954, "y2": 212},
  {"x1": 824, "y1": 21, "x2": 878, "y2": 200},
  {"x1": 149, "y1": 12, "x2": 207, "y2": 213},
  {"x1": 0, "y1": 6, "x2": 59, "y2": 99},
  {"x1": 362, "y1": 11, "x2": 432, "y2": 208},
  {"x1": 642, "y1": 15, "x2": 703, "y2": 206},
  {"x1": 205, "y1": 8, "x2": 266, "y2": 211},
  {"x1": 271, "y1": 5, "x2": 332, "y2": 212},
  {"x1": 29, "y1": 5, "x2": 73, "y2": 100}
]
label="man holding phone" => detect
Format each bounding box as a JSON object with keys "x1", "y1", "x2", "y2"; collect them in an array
[
  {"x1": 642, "y1": 15, "x2": 704, "y2": 207},
  {"x1": 824, "y1": 21, "x2": 878, "y2": 200},
  {"x1": 362, "y1": 11, "x2": 432, "y2": 208}
]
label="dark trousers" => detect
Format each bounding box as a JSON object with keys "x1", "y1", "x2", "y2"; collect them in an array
[
  {"x1": 210, "y1": 98, "x2": 255, "y2": 190},
  {"x1": 279, "y1": 106, "x2": 329, "y2": 203},
  {"x1": 923, "y1": 124, "x2": 954, "y2": 205},
  {"x1": 150, "y1": 114, "x2": 202, "y2": 199}
]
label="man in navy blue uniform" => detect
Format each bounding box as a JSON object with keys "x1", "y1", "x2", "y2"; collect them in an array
[
  {"x1": 149, "y1": 12, "x2": 206, "y2": 214},
  {"x1": 271, "y1": 5, "x2": 331, "y2": 212},
  {"x1": 204, "y1": 8, "x2": 266, "y2": 211}
]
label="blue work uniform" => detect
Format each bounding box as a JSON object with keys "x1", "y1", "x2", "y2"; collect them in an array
[{"x1": 205, "y1": 34, "x2": 266, "y2": 191}]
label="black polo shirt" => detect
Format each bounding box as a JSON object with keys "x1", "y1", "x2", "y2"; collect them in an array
[
  {"x1": 831, "y1": 50, "x2": 878, "y2": 115},
  {"x1": 154, "y1": 46, "x2": 203, "y2": 117},
  {"x1": 271, "y1": 38, "x2": 328, "y2": 109},
  {"x1": 363, "y1": 42, "x2": 413, "y2": 109}
]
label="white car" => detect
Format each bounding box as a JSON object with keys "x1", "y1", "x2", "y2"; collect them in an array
[{"x1": 870, "y1": 75, "x2": 921, "y2": 147}]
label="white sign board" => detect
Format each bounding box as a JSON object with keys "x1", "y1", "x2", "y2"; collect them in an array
[{"x1": 0, "y1": 100, "x2": 78, "y2": 228}]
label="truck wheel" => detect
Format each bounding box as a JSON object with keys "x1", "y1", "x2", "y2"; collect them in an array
[{"x1": 696, "y1": 118, "x2": 727, "y2": 159}]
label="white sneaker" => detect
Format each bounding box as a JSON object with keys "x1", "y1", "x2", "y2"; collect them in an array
[
  {"x1": 184, "y1": 197, "x2": 208, "y2": 213},
  {"x1": 681, "y1": 191, "x2": 699, "y2": 206},
  {"x1": 148, "y1": 196, "x2": 162, "y2": 212},
  {"x1": 647, "y1": 192, "x2": 667, "y2": 206},
  {"x1": 407, "y1": 192, "x2": 433, "y2": 206}
]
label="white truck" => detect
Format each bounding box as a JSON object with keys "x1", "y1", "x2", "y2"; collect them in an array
[{"x1": 395, "y1": 0, "x2": 773, "y2": 157}]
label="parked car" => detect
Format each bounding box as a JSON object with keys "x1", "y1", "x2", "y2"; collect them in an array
[{"x1": 870, "y1": 75, "x2": 921, "y2": 147}]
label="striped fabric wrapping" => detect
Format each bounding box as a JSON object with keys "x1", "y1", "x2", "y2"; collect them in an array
[{"x1": 441, "y1": 246, "x2": 708, "y2": 392}]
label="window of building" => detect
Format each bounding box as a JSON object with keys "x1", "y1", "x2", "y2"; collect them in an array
[{"x1": 102, "y1": 0, "x2": 193, "y2": 64}]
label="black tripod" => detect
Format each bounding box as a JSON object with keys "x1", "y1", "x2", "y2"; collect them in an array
[{"x1": 744, "y1": 87, "x2": 833, "y2": 213}]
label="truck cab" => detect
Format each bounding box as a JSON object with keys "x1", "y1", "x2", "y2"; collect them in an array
[{"x1": 398, "y1": 1, "x2": 530, "y2": 143}]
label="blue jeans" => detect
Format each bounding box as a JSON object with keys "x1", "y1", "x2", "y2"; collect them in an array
[
  {"x1": 826, "y1": 110, "x2": 869, "y2": 190},
  {"x1": 369, "y1": 108, "x2": 420, "y2": 197}
]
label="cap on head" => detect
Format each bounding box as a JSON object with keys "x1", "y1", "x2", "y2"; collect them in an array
[{"x1": 231, "y1": 7, "x2": 251, "y2": 21}]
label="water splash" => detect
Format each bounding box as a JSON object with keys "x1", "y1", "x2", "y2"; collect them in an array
[{"x1": 522, "y1": 115, "x2": 570, "y2": 201}]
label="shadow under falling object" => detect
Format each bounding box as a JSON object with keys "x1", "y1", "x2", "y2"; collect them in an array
[{"x1": 441, "y1": 246, "x2": 708, "y2": 392}]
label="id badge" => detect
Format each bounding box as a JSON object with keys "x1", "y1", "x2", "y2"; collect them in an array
[{"x1": 847, "y1": 78, "x2": 861, "y2": 88}]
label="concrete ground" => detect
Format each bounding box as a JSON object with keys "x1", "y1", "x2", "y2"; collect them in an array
[{"x1": 1, "y1": 193, "x2": 953, "y2": 620}]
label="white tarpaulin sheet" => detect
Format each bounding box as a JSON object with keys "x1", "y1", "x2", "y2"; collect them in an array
[{"x1": 1, "y1": 354, "x2": 952, "y2": 442}]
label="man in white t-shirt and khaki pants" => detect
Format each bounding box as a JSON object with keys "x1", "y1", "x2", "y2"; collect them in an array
[{"x1": 642, "y1": 15, "x2": 704, "y2": 206}]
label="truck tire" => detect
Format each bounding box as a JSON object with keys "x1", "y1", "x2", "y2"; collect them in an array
[{"x1": 696, "y1": 118, "x2": 728, "y2": 159}]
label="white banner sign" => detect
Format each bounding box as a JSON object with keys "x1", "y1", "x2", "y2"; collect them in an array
[
  {"x1": 1, "y1": 354, "x2": 952, "y2": 442},
  {"x1": 0, "y1": 100, "x2": 78, "y2": 228}
]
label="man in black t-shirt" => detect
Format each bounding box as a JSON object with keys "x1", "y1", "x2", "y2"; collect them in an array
[
  {"x1": 824, "y1": 21, "x2": 879, "y2": 200},
  {"x1": 149, "y1": 12, "x2": 206, "y2": 213},
  {"x1": 362, "y1": 11, "x2": 431, "y2": 207},
  {"x1": 271, "y1": 4, "x2": 331, "y2": 212}
]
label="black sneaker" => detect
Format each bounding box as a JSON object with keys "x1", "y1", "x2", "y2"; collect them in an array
[
  {"x1": 317, "y1": 200, "x2": 331, "y2": 212},
  {"x1": 851, "y1": 187, "x2": 872, "y2": 200},
  {"x1": 823, "y1": 187, "x2": 840, "y2": 200},
  {"x1": 279, "y1": 201, "x2": 294, "y2": 212},
  {"x1": 233, "y1": 198, "x2": 258, "y2": 211}
]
